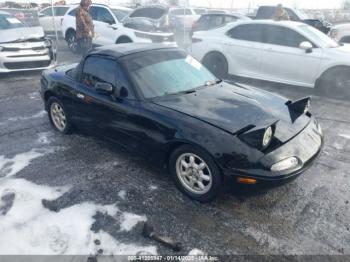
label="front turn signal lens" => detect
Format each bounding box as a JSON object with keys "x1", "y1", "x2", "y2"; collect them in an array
[{"x1": 237, "y1": 177, "x2": 257, "y2": 184}]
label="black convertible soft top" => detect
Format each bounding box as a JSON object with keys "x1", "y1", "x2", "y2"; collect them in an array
[{"x1": 89, "y1": 43, "x2": 177, "y2": 58}]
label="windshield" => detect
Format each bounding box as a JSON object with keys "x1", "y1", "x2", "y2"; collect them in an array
[
  {"x1": 298, "y1": 25, "x2": 339, "y2": 48},
  {"x1": 293, "y1": 9, "x2": 309, "y2": 20},
  {"x1": 125, "y1": 50, "x2": 217, "y2": 99},
  {"x1": 111, "y1": 8, "x2": 131, "y2": 21},
  {"x1": 0, "y1": 13, "x2": 25, "y2": 30}
]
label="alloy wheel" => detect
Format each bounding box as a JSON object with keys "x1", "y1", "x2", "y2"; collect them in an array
[
  {"x1": 50, "y1": 102, "x2": 66, "y2": 132},
  {"x1": 175, "y1": 153, "x2": 213, "y2": 195}
]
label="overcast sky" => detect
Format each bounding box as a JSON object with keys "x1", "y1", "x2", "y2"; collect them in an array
[{"x1": 1, "y1": 0, "x2": 344, "y2": 9}]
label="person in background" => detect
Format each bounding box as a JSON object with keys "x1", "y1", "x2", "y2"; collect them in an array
[
  {"x1": 273, "y1": 4, "x2": 290, "y2": 21},
  {"x1": 76, "y1": 0, "x2": 94, "y2": 56}
]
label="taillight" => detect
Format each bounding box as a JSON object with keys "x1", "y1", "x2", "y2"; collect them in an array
[{"x1": 191, "y1": 37, "x2": 202, "y2": 43}]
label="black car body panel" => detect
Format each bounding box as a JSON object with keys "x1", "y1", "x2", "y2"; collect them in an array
[{"x1": 40, "y1": 44, "x2": 323, "y2": 183}]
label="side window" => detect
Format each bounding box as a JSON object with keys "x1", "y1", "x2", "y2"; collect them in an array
[
  {"x1": 95, "y1": 7, "x2": 115, "y2": 24},
  {"x1": 55, "y1": 7, "x2": 69, "y2": 16},
  {"x1": 82, "y1": 57, "x2": 117, "y2": 88},
  {"x1": 228, "y1": 24, "x2": 264, "y2": 43},
  {"x1": 224, "y1": 15, "x2": 236, "y2": 23},
  {"x1": 41, "y1": 8, "x2": 53, "y2": 16},
  {"x1": 68, "y1": 8, "x2": 76, "y2": 16},
  {"x1": 82, "y1": 56, "x2": 134, "y2": 99},
  {"x1": 197, "y1": 15, "x2": 210, "y2": 29},
  {"x1": 89, "y1": 6, "x2": 97, "y2": 20},
  {"x1": 264, "y1": 25, "x2": 308, "y2": 48},
  {"x1": 210, "y1": 15, "x2": 224, "y2": 28},
  {"x1": 286, "y1": 9, "x2": 299, "y2": 21},
  {"x1": 171, "y1": 9, "x2": 192, "y2": 16}
]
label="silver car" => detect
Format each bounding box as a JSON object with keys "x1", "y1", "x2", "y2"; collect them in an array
[{"x1": 0, "y1": 10, "x2": 55, "y2": 73}]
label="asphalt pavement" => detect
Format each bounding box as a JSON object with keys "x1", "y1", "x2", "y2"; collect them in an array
[{"x1": 0, "y1": 40, "x2": 349, "y2": 258}]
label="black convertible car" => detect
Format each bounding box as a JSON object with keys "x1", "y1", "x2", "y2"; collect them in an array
[{"x1": 40, "y1": 44, "x2": 323, "y2": 202}]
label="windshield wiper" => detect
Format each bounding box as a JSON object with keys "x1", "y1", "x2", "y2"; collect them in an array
[
  {"x1": 165, "y1": 89, "x2": 197, "y2": 96},
  {"x1": 205, "y1": 79, "x2": 222, "y2": 86}
]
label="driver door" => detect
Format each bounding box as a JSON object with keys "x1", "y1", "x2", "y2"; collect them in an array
[
  {"x1": 89, "y1": 6, "x2": 118, "y2": 46},
  {"x1": 72, "y1": 55, "x2": 143, "y2": 150}
]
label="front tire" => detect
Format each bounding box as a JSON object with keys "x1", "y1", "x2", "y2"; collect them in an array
[
  {"x1": 317, "y1": 67, "x2": 350, "y2": 99},
  {"x1": 47, "y1": 97, "x2": 73, "y2": 134},
  {"x1": 169, "y1": 145, "x2": 222, "y2": 202},
  {"x1": 202, "y1": 52, "x2": 228, "y2": 79}
]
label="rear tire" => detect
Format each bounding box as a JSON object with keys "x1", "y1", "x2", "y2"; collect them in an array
[
  {"x1": 47, "y1": 97, "x2": 73, "y2": 134},
  {"x1": 316, "y1": 67, "x2": 350, "y2": 99},
  {"x1": 202, "y1": 52, "x2": 228, "y2": 79},
  {"x1": 66, "y1": 30, "x2": 78, "y2": 54},
  {"x1": 169, "y1": 145, "x2": 222, "y2": 202}
]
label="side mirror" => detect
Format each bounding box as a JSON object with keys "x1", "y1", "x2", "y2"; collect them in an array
[
  {"x1": 38, "y1": 13, "x2": 45, "y2": 17},
  {"x1": 299, "y1": 41, "x2": 313, "y2": 53},
  {"x1": 105, "y1": 19, "x2": 115, "y2": 25},
  {"x1": 95, "y1": 82, "x2": 114, "y2": 94}
]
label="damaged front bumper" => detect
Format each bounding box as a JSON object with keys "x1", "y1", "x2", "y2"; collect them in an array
[
  {"x1": 225, "y1": 116, "x2": 324, "y2": 182},
  {"x1": 0, "y1": 38, "x2": 55, "y2": 73}
]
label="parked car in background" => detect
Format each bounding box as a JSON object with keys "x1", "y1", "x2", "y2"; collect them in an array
[
  {"x1": 122, "y1": 5, "x2": 175, "y2": 41},
  {"x1": 38, "y1": 5, "x2": 70, "y2": 36},
  {"x1": 169, "y1": 7, "x2": 206, "y2": 31},
  {"x1": 329, "y1": 23, "x2": 350, "y2": 44},
  {"x1": 0, "y1": 10, "x2": 54, "y2": 72},
  {"x1": 191, "y1": 12, "x2": 250, "y2": 35},
  {"x1": 254, "y1": 5, "x2": 332, "y2": 34},
  {"x1": 40, "y1": 44, "x2": 323, "y2": 202},
  {"x1": 62, "y1": 4, "x2": 174, "y2": 53},
  {"x1": 0, "y1": 8, "x2": 39, "y2": 26},
  {"x1": 189, "y1": 20, "x2": 350, "y2": 97}
]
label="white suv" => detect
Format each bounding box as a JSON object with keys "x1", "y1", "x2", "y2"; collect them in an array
[{"x1": 61, "y1": 4, "x2": 175, "y2": 53}]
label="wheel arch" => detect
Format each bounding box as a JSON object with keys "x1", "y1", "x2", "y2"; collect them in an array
[
  {"x1": 43, "y1": 90, "x2": 57, "y2": 110},
  {"x1": 164, "y1": 139, "x2": 224, "y2": 175},
  {"x1": 316, "y1": 64, "x2": 350, "y2": 87},
  {"x1": 339, "y1": 35, "x2": 350, "y2": 43},
  {"x1": 115, "y1": 35, "x2": 133, "y2": 44}
]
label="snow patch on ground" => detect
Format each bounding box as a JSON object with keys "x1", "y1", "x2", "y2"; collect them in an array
[
  {"x1": 0, "y1": 148, "x2": 55, "y2": 178},
  {"x1": 36, "y1": 132, "x2": 53, "y2": 145},
  {"x1": 118, "y1": 190, "x2": 126, "y2": 200},
  {"x1": 0, "y1": 179, "x2": 156, "y2": 255},
  {"x1": 338, "y1": 134, "x2": 350, "y2": 140},
  {"x1": 0, "y1": 134, "x2": 156, "y2": 255},
  {"x1": 5, "y1": 110, "x2": 46, "y2": 123},
  {"x1": 119, "y1": 212, "x2": 147, "y2": 232},
  {"x1": 149, "y1": 185, "x2": 158, "y2": 191}
]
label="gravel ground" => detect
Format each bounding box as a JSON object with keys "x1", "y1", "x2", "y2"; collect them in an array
[{"x1": 0, "y1": 40, "x2": 349, "y2": 259}]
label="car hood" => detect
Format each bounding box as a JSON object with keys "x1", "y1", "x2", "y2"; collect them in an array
[
  {"x1": 331, "y1": 23, "x2": 350, "y2": 30},
  {"x1": 0, "y1": 26, "x2": 44, "y2": 43},
  {"x1": 152, "y1": 82, "x2": 311, "y2": 143},
  {"x1": 328, "y1": 43, "x2": 350, "y2": 55}
]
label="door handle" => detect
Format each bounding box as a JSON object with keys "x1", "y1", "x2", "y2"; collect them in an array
[{"x1": 77, "y1": 93, "x2": 85, "y2": 99}]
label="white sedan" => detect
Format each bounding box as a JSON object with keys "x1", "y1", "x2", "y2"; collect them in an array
[{"x1": 189, "y1": 20, "x2": 350, "y2": 96}]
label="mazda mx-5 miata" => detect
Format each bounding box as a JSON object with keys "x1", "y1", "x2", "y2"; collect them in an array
[{"x1": 40, "y1": 44, "x2": 323, "y2": 202}]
